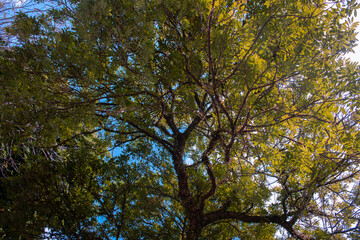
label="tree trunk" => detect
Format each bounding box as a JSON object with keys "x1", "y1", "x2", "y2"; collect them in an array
[
  {"x1": 183, "y1": 206, "x2": 204, "y2": 240},
  {"x1": 184, "y1": 219, "x2": 203, "y2": 240}
]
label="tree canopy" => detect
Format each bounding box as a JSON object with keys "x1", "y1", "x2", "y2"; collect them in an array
[{"x1": 1, "y1": 0, "x2": 360, "y2": 239}]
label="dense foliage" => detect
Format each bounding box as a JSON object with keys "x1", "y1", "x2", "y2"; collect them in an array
[{"x1": 1, "y1": 0, "x2": 360, "y2": 239}]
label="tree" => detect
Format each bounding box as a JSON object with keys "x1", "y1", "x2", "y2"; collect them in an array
[
  {"x1": 1, "y1": 0, "x2": 360, "y2": 239},
  {"x1": 0, "y1": 0, "x2": 55, "y2": 46}
]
